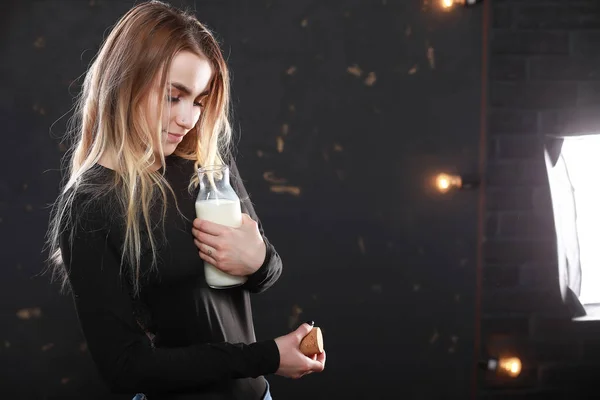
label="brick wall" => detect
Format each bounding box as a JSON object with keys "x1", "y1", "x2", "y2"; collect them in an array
[{"x1": 481, "y1": 0, "x2": 600, "y2": 398}]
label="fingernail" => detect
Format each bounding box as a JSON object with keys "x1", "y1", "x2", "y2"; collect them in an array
[{"x1": 305, "y1": 320, "x2": 314, "y2": 326}]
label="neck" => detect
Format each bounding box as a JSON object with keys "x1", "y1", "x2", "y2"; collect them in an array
[
  {"x1": 97, "y1": 153, "x2": 117, "y2": 171},
  {"x1": 151, "y1": 153, "x2": 170, "y2": 171}
]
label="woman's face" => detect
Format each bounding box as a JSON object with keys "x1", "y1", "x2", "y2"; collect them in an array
[{"x1": 150, "y1": 50, "x2": 213, "y2": 157}]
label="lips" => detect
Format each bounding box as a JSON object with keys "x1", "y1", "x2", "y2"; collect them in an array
[{"x1": 167, "y1": 132, "x2": 185, "y2": 142}]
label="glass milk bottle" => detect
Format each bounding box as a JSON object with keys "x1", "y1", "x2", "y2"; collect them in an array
[{"x1": 195, "y1": 165, "x2": 248, "y2": 289}]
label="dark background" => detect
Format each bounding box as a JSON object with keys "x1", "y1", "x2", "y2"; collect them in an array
[{"x1": 1, "y1": 0, "x2": 600, "y2": 399}]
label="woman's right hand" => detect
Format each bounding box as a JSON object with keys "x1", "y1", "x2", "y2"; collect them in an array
[{"x1": 273, "y1": 322, "x2": 326, "y2": 379}]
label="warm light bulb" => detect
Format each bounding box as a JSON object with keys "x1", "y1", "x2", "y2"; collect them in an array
[
  {"x1": 498, "y1": 357, "x2": 521, "y2": 378},
  {"x1": 435, "y1": 173, "x2": 462, "y2": 193},
  {"x1": 438, "y1": 176, "x2": 450, "y2": 190},
  {"x1": 441, "y1": 0, "x2": 454, "y2": 8}
]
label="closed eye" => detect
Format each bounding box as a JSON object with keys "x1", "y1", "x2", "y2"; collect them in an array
[{"x1": 167, "y1": 96, "x2": 204, "y2": 107}]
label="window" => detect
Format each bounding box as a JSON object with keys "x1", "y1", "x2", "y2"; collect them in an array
[{"x1": 546, "y1": 135, "x2": 600, "y2": 314}]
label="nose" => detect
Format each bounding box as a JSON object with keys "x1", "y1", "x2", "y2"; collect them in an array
[{"x1": 175, "y1": 104, "x2": 195, "y2": 130}]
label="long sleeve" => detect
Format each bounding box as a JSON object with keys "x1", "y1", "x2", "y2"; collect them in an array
[
  {"x1": 228, "y1": 158, "x2": 283, "y2": 294},
  {"x1": 59, "y1": 196, "x2": 280, "y2": 394}
]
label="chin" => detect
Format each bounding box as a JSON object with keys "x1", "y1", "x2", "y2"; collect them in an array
[
  {"x1": 161, "y1": 141, "x2": 177, "y2": 156},
  {"x1": 163, "y1": 148, "x2": 177, "y2": 157}
]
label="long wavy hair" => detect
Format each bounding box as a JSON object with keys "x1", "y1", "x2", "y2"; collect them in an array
[{"x1": 45, "y1": 1, "x2": 233, "y2": 296}]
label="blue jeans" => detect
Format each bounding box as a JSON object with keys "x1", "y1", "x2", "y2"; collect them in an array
[
  {"x1": 132, "y1": 380, "x2": 273, "y2": 400},
  {"x1": 263, "y1": 379, "x2": 273, "y2": 400}
]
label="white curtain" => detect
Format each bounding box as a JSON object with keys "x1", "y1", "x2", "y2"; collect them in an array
[{"x1": 544, "y1": 145, "x2": 582, "y2": 301}]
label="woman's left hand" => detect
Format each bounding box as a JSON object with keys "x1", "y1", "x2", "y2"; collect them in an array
[{"x1": 192, "y1": 214, "x2": 266, "y2": 276}]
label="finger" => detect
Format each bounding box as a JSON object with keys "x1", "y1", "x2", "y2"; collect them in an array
[
  {"x1": 311, "y1": 354, "x2": 317, "y2": 361},
  {"x1": 195, "y1": 239, "x2": 217, "y2": 257},
  {"x1": 241, "y1": 213, "x2": 257, "y2": 226},
  {"x1": 195, "y1": 230, "x2": 220, "y2": 249},
  {"x1": 306, "y1": 358, "x2": 325, "y2": 373},
  {"x1": 195, "y1": 240, "x2": 218, "y2": 261},
  {"x1": 198, "y1": 250, "x2": 218, "y2": 267},
  {"x1": 316, "y1": 350, "x2": 326, "y2": 367},
  {"x1": 294, "y1": 321, "x2": 315, "y2": 341},
  {"x1": 193, "y1": 218, "x2": 226, "y2": 236}
]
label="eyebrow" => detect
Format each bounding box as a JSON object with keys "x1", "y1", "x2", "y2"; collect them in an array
[{"x1": 169, "y1": 82, "x2": 210, "y2": 98}]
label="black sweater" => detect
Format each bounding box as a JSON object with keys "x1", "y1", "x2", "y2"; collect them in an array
[{"x1": 58, "y1": 156, "x2": 282, "y2": 399}]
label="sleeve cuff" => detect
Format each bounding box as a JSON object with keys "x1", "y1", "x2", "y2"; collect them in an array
[
  {"x1": 243, "y1": 237, "x2": 273, "y2": 288},
  {"x1": 250, "y1": 339, "x2": 280, "y2": 376}
]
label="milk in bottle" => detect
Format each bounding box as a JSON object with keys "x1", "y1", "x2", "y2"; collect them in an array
[{"x1": 195, "y1": 165, "x2": 248, "y2": 288}]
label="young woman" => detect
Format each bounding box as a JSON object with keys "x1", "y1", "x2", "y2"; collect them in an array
[{"x1": 44, "y1": 1, "x2": 325, "y2": 399}]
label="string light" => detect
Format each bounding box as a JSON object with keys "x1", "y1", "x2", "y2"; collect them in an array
[
  {"x1": 440, "y1": 0, "x2": 484, "y2": 9},
  {"x1": 441, "y1": 0, "x2": 454, "y2": 8},
  {"x1": 434, "y1": 173, "x2": 480, "y2": 193},
  {"x1": 435, "y1": 173, "x2": 462, "y2": 193},
  {"x1": 498, "y1": 357, "x2": 522, "y2": 378},
  {"x1": 481, "y1": 356, "x2": 522, "y2": 378}
]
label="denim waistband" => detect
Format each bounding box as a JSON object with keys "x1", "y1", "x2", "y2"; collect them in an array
[{"x1": 131, "y1": 379, "x2": 273, "y2": 400}]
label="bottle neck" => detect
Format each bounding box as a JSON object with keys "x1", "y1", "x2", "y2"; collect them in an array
[{"x1": 199, "y1": 166, "x2": 230, "y2": 191}]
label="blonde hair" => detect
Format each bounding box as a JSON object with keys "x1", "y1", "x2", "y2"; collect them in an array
[{"x1": 45, "y1": 0, "x2": 233, "y2": 296}]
